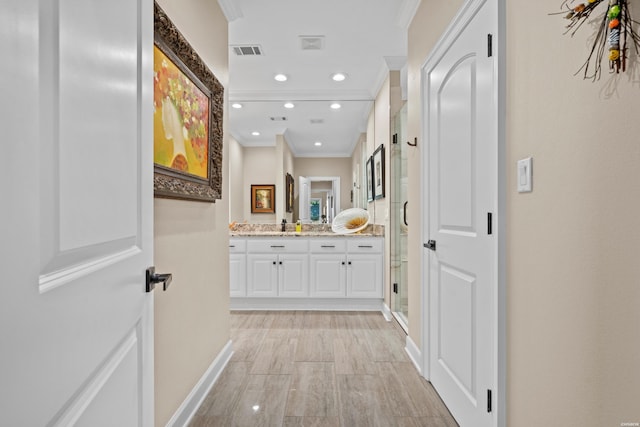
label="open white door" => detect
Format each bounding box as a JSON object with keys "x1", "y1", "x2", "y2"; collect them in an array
[
  {"x1": 299, "y1": 176, "x2": 310, "y2": 223},
  {"x1": 0, "y1": 0, "x2": 155, "y2": 425},
  {"x1": 423, "y1": 0, "x2": 497, "y2": 426}
]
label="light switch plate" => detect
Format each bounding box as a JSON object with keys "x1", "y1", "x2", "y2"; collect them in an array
[{"x1": 517, "y1": 157, "x2": 532, "y2": 193}]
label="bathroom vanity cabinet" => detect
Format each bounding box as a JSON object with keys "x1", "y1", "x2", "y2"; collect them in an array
[{"x1": 229, "y1": 235, "x2": 384, "y2": 310}]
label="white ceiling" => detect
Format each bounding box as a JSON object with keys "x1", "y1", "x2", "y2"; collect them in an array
[{"x1": 220, "y1": 0, "x2": 416, "y2": 157}]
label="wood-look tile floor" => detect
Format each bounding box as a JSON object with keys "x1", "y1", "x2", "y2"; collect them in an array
[{"x1": 190, "y1": 311, "x2": 458, "y2": 427}]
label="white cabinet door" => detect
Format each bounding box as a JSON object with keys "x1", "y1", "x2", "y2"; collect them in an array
[
  {"x1": 247, "y1": 255, "x2": 278, "y2": 297},
  {"x1": 279, "y1": 254, "x2": 309, "y2": 297},
  {"x1": 310, "y1": 254, "x2": 347, "y2": 297},
  {"x1": 347, "y1": 254, "x2": 383, "y2": 298},
  {"x1": 230, "y1": 254, "x2": 246, "y2": 297}
]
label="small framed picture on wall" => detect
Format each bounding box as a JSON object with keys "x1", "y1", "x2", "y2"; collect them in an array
[
  {"x1": 366, "y1": 156, "x2": 374, "y2": 202},
  {"x1": 251, "y1": 184, "x2": 276, "y2": 213},
  {"x1": 373, "y1": 144, "x2": 385, "y2": 199},
  {"x1": 285, "y1": 173, "x2": 294, "y2": 213}
]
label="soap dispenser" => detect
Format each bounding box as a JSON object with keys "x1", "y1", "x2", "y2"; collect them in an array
[
  {"x1": 281, "y1": 218, "x2": 287, "y2": 232},
  {"x1": 295, "y1": 220, "x2": 301, "y2": 233}
]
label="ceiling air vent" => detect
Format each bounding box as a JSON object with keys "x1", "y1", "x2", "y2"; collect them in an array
[
  {"x1": 310, "y1": 119, "x2": 324, "y2": 124},
  {"x1": 232, "y1": 45, "x2": 263, "y2": 56},
  {"x1": 270, "y1": 117, "x2": 287, "y2": 121},
  {"x1": 299, "y1": 35, "x2": 324, "y2": 50}
]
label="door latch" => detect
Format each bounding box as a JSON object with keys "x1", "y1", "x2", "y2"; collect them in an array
[
  {"x1": 424, "y1": 240, "x2": 436, "y2": 251},
  {"x1": 146, "y1": 267, "x2": 173, "y2": 292}
]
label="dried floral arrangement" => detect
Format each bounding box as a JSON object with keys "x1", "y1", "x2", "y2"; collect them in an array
[{"x1": 551, "y1": 0, "x2": 640, "y2": 80}]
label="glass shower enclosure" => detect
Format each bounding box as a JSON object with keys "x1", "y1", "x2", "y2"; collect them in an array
[{"x1": 390, "y1": 103, "x2": 409, "y2": 330}]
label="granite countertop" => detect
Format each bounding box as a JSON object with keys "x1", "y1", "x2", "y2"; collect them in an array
[{"x1": 229, "y1": 223, "x2": 383, "y2": 237}]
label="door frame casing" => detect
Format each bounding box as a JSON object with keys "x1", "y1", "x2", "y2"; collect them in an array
[{"x1": 418, "y1": 0, "x2": 506, "y2": 426}]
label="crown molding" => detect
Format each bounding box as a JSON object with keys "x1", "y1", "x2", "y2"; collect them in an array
[
  {"x1": 384, "y1": 56, "x2": 407, "y2": 71},
  {"x1": 217, "y1": 0, "x2": 243, "y2": 22},
  {"x1": 395, "y1": 0, "x2": 421, "y2": 29}
]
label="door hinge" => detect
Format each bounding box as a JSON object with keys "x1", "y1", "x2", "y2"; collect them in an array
[
  {"x1": 487, "y1": 389, "x2": 492, "y2": 413},
  {"x1": 392, "y1": 133, "x2": 398, "y2": 144},
  {"x1": 487, "y1": 34, "x2": 493, "y2": 57},
  {"x1": 487, "y1": 212, "x2": 493, "y2": 235},
  {"x1": 393, "y1": 283, "x2": 398, "y2": 294}
]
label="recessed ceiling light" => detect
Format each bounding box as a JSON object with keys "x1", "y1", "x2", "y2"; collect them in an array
[
  {"x1": 251, "y1": 131, "x2": 260, "y2": 136},
  {"x1": 274, "y1": 74, "x2": 288, "y2": 82},
  {"x1": 330, "y1": 103, "x2": 341, "y2": 110},
  {"x1": 314, "y1": 142, "x2": 322, "y2": 146},
  {"x1": 331, "y1": 73, "x2": 347, "y2": 82},
  {"x1": 231, "y1": 103, "x2": 243, "y2": 109},
  {"x1": 284, "y1": 102, "x2": 295, "y2": 109}
]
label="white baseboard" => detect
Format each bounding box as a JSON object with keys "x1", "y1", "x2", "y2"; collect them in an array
[
  {"x1": 230, "y1": 297, "x2": 384, "y2": 312},
  {"x1": 166, "y1": 340, "x2": 233, "y2": 427},
  {"x1": 405, "y1": 334, "x2": 422, "y2": 376},
  {"x1": 381, "y1": 303, "x2": 392, "y2": 322}
]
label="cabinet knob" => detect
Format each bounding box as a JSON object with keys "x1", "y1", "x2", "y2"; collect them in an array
[
  {"x1": 272, "y1": 261, "x2": 276, "y2": 265},
  {"x1": 342, "y1": 261, "x2": 345, "y2": 265},
  {"x1": 348, "y1": 261, "x2": 352, "y2": 265},
  {"x1": 279, "y1": 261, "x2": 283, "y2": 265}
]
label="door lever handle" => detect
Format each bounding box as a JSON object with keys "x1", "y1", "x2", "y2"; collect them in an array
[
  {"x1": 403, "y1": 201, "x2": 408, "y2": 226},
  {"x1": 146, "y1": 266, "x2": 173, "y2": 292},
  {"x1": 424, "y1": 240, "x2": 436, "y2": 251}
]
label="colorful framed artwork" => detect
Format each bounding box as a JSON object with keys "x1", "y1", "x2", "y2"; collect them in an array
[
  {"x1": 153, "y1": 2, "x2": 224, "y2": 202},
  {"x1": 251, "y1": 185, "x2": 276, "y2": 213},
  {"x1": 366, "y1": 156, "x2": 374, "y2": 202},
  {"x1": 285, "y1": 173, "x2": 294, "y2": 213},
  {"x1": 373, "y1": 144, "x2": 385, "y2": 199}
]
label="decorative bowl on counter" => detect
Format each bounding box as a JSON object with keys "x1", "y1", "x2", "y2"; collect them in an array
[{"x1": 331, "y1": 208, "x2": 370, "y2": 234}]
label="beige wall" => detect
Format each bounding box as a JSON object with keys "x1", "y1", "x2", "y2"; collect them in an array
[
  {"x1": 229, "y1": 136, "x2": 245, "y2": 222},
  {"x1": 276, "y1": 134, "x2": 295, "y2": 223},
  {"x1": 243, "y1": 146, "x2": 277, "y2": 223},
  {"x1": 372, "y1": 75, "x2": 391, "y2": 226},
  {"x1": 351, "y1": 133, "x2": 368, "y2": 209},
  {"x1": 409, "y1": 0, "x2": 640, "y2": 425},
  {"x1": 294, "y1": 157, "x2": 353, "y2": 217},
  {"x1": 505, "y1": 1, "x2": 640, "y2": 425},
  {"x1": 153, "y1": 1, "x2": 230, "y2": 426},
  {"x1": 407, "y1": 0, "x2": 463, "y2": 352}
]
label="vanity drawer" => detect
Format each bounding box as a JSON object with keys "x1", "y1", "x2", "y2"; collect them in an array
[
  {"x1": 247, "y1": 239, "x2": 309, "y2": 253},
  {"x1": 229, "y1": 239, "x2": 246, "y2": 253},
  {"x1": 347, "y1": 238, "x2": 383, "y2": 253},
  {"x1": 309, "y1": 239, "x2": 346, "y2": 253}
]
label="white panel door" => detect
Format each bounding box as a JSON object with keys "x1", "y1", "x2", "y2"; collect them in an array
[
  {"x1": 278, "y1": 254, "x2": 309, "y2": 297},
  {"x1": 424, "y1": 0, "x2": 497, "y2": 426},
  {"x1": 0, "y1": 0, "x2": 154, "y2": 425}
]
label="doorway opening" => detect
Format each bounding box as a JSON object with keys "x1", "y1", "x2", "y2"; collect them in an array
[{"x1": 298, "y1": 176, "x2": 341, "y2": 224}]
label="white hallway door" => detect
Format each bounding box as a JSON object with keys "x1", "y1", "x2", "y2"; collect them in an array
[
  {"x1": 1, "y1": 0, "x2": 155, "y2": 426},
  {"x1": 424, "y1": 0, "x2": 498, "y2": 426}
]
